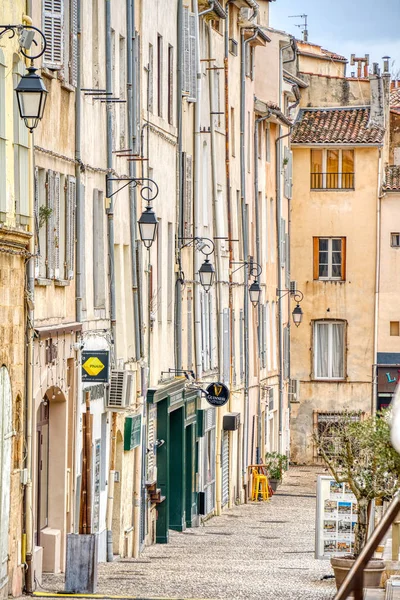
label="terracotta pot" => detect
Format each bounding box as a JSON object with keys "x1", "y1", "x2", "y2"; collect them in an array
[{"x1": 331, "y1": 556, "x2": 385, "y2": 591}]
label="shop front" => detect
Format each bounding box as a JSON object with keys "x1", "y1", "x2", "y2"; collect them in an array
[
  {"x1": 377, "y1": 364, "x2": 400, "y2": 410},
  {"x1": 146, "y1": 380, "x2": 201, "y2": 544}
]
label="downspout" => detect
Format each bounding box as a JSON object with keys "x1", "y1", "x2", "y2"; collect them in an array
[
  {"x1": 22, "y1": 10, "x2": 34, "y2": 593},
  {"x1": 207, "y1": 22, "x2": 224, "y2": 516},
  {"x1": 275, "y1": 39, "x2": 293, "y2": 456},
  {"x1": 373, "y1": 149, "x2": 383, "y2": 415},
  {"x1": 127, "y1": 0, "x2": 141, "y2": 362},
  {"x1": 75, "y1": 0, "x2": 83, "y2": 323},
  {"x1": 193, "y1": 0, "x2": 202, "y2": 380},
  {"x1": 175, "y1": 0, "x2": 183, "y2": 371},
  {"x1": 105, "y1": 0, "x2": 117, "y2": 357},
  {"x1": 240, "y1": 27, "x2": 257, "y2": 491},
  {"x1": 254, "y1": 112, "x2": 270, "y2": 464},
  {"x1": 199, "y1": 0, "x2": 215, "y2": 18}
]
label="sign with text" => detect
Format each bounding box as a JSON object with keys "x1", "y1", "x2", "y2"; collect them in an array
[
  {"x1": 377, "y1": 367, "x2": 400, "y2": 393},
  {"x1": 81, "y1": 350, "x2": 109, "y2": 383},
  {"x1": 205, "y1": 382, "x2": 229, "y2": 408}
]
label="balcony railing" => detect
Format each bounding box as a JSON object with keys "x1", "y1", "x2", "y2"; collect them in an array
[{"x1": 311, "y1": 172, "x2": 355, "y2": 190}]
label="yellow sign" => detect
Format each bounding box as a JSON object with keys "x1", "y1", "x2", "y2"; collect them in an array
[{"x1": 83, "y1": 356, "x2": 105, "y2": 377}]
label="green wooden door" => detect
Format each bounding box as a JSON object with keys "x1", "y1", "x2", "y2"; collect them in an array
[
  {"x1": 169, "y1": 407, "x2": 185, "y2": 531},
  {"x1": 156, "y1": 399, "x2": 169, "y2": 543}
]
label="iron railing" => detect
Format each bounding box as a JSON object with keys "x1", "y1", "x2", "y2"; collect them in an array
[
  {"x1": 311, "y1": 172, "x2": 355, "y2": 190},
  {"x1": 335, "y1": 491, "x2": 400, "y2": 600}
]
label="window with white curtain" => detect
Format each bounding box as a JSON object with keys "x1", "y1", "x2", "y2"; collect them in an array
[{"x1": 313, "y1": 321, "x2": 345, "y2": 379}]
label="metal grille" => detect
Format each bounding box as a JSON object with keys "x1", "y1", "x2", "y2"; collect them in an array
[{"x1": 221, "y1": 431, "x2": 229, "y2": 506}]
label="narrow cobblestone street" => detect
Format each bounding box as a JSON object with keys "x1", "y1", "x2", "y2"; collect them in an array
[{"x1": 38, "y1": 467, "x2": 336, "y2": 600}]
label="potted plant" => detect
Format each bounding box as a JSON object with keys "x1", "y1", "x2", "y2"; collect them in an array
[
  {"x1": 314, "y1": 411, "x2": 400, "y2": 590},
  {"x1": 264, "y1": 452, "x2": 288, "y2": 491}
]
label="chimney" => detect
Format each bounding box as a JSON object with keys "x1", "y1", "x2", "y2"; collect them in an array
[
  {"x1": 369, "y1": 71, "x2": 385, "y2": 128},
  {"x1": 382, "y1": 56, "x2": 390, "y2": 74}
]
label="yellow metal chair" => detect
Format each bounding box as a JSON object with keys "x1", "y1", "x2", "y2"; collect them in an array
[{"x1": 251, "y1": 467, "x2": 269, "y2": 501}]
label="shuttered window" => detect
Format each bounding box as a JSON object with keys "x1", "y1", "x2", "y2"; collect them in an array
[
  {"x1": 284, "y1": 146, "x2": 293, "y2": 199},
  {"x1": 232, "y1": 311, "x2": 236, "y2": 386},
  {"x1": 43, "y1": 0, "x2": 64, "y2": 69},
  {"x1": 148, "y1": 44, "x2": 154, "y2": 113},
  {"x1": 223, "y1": 308, "x2": 230, "y2": 384},
  {"x1": 70, "y1": 0, "x2": 78, "y2": 85},
  {"x1": 0, "y1": 51, "x2": 6, "y2": 222},
  {"x1": 93, "y1": 189, "x2": 105, "y2": 307},
  {"x1": 157, "y1": 34, "x2": 163, "y2": 117},
  {"x1": 53, "y1": 173, "x2": 61, "y2": 278},
  {"x1": 46, "y1": 170, "x2": 56, "y2": 278},
  {"x1": 168, "y1": 45, "x2": 174, "y2": 125},
  {"x1": 283, "y1": 325, "x2": 289, "y2": 380},
  {"x1": 221, "y1": 431, "x2": 229, "y2": 506},
  {"x1": 239, "y1": 309, "x2": 244, "y2": 382},
  {"x1": 183, "y1": 8, "x2": 197, "y2": 101},
  {"x1": 65, "y1": 175, "x2": 76, "y2": 280},
  {"x1": 182, "y1": 152, "x2": 193, "y2": 237},
  {"x1": 280, "y1": 218, "x2": 286, "y2": 268}
]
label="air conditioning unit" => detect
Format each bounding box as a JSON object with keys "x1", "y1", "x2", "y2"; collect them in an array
[
  {"x1": 106, "y1": 370, "x2": 135, "y2": 410},
  {"x1": 289, "y1": 379, "x2": 300, "y2": 403},
  {"x1": 290, "y1": 280, "x2": 297, "y2": 296},
  {"x1": 229, "y1": 38, "x2": 238, "y2": 57}
]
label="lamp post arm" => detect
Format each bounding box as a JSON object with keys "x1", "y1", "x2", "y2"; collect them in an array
[
  {"x1": 107, "y1": 177, "x2": 159, "y2": 202},
  {"x1": 0, "y1": 24, "x2": 47, "y2": 60}
]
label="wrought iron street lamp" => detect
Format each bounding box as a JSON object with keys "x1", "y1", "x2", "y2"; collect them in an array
[
  {"x1": 277, "y1": 287, "x2": 304, "y2": 327},
  {"x1": 108, "y1": 177, "x2": 160, "y2": 249},
  {"x1": 180, "y1": 237, "x2": 216, "y2": 293},
  {"x1": 0, "y1": 24, "x2": 48, "y2": 132},
  {"x1": 231, "y1": 259, "x2": 263, "y2": 307}
]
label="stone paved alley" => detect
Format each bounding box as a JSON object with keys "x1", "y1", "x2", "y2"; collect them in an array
[{"x1": 37, "y1": 467, "x2": 336, "y2": 600}]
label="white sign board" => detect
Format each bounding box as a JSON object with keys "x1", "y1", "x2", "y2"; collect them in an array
[{"x1": 315, "y1": 475, "x2": 358, "y2": 559}]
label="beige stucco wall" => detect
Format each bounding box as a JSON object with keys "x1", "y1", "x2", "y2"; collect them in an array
[
  {"x1": 290, "y1": 145, "x2": 379, "y2": 463},
  {"x1": 378, "y1": 191, "x2": 400, "y2": 354},
  {"x1": 299, "y1": 74, "x2": 371, "y2": 108}
]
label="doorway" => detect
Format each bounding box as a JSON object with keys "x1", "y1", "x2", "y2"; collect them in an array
[
  {"x1": 169, "y1": 407, "x2": 184, "y2": 531},
  {"x1": 36, "y1": 401, "x2": 49, "y2": 546}
]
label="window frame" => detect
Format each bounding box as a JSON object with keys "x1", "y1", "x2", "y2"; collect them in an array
[
  {"x1": 310, "y1": 148, "x2": 355, "y2": 191},
  {"x1": 313, "y1": 237, "x2": 346, "y2": 281},
  {"x1": 313, "y1": 320, "x2": 346, "y2": 381},
  {"x1": 391, "y1": 233, "x2": 400, "y2": 248}
]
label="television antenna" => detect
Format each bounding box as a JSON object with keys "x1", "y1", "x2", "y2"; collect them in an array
[{"x1": 289, "y1": 14, "x2": 308, "y2": 42}]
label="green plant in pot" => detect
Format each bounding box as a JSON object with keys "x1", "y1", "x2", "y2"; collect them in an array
[
  {"x1": 313, "y1": 410, "x2": 400, "y2": 590},
  {"x1": 265, "y1": 451, "x2": 288, "y2": 491}
]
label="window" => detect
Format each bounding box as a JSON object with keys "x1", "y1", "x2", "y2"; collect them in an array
[
  {"x1": 119, "y1": 36, "x2": 126, "y2": 149},
  {"x1": 182, "y1": 8, "x2": 196, "y2": 101},
  {"x1": 391, "y1": 233, "x2": 400, "y2": 247},
  {"x1": 311, "y1": 149, "x2": 354, "y2": 190},
  {"x1": 148, "y1": 44, "x2": 154, "y2": 113},
  {"x1": 313, "y1": 237, "x2": 346, "y2": 280},
  {"x1": 0, "y1": 50, "x2": 5, "y2": 222},
  {"x1": 265, "y1": 124, "x2": 271, "y2": 163},
  {"x1": 231, "y1": 107, "x2": 235, "y2": 157},
  {"x1": 157, "y1": 34, "x2": 163, "y2": 117},
  {"x1": 93, "y1": 189, "x2": 105, "y2": 308},
  {"x1": 168, "y1": 45, "x2": 174, "y2": 125},
  {"x1": 313, "y1": 321, "x2": 345, "y2": 380},
  {"x1": 13, "y1": 59, "x2": 29, "y2": 224},
  {"x1": 315, "y1": 412, "x2": 361, "y2": 459},
  {"x1": 43, "y1": 0, "x2": 78, "y2": 86},
  {"x1": 245, "y1": 44, "x2": 255, "y2": 79},
  {"x1": 390, "y1": 321, "x2": 400, "y2": 336}
]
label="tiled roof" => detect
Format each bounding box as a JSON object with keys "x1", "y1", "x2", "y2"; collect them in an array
[
  {"x1": 383, "y1": 166, "x2": 400, "y2": 191},
  {"x1": 291, "y1": 107, "x2": 385, "y2": 145},
  {"x1": 321, "y1": 48, "x2": 347, "y2": 62},
  {"x1": 296, "y1": 41, "x2": 347, "y2": 62}
]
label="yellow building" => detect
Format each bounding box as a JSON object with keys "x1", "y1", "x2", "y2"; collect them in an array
[
  {"x1": 0, "y1": 3, "x2": 34, "y2": 596},
  {"x1": 289, "y1": 46, "x2": 390, "y2": 463}
]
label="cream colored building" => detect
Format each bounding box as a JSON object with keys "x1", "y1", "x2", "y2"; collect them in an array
[{"x1": 289, "y1": 44, "x2": 390, "y2": 463}]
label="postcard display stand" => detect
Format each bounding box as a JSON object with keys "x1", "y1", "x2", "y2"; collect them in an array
[{"x1": 315, "y1": 475, "x2": 358, "y2": 559}]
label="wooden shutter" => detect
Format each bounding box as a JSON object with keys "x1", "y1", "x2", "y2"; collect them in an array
[
  {"x1": 232, "y1": 310, "x2": 236, "y2": 386},
  {"x1": 46, "y1": 170, "x2": 55, "y2": 279},
  {"x1": 283, "y1": 326, "x2": 289, "y2": 380},
  {"x1": 53, "y1": 172, "x2": 61, "y2": 279},
  {"x1": 284, "y1": 146, "x2": 292, "y2": 200},
  {"x1": 239, "y1": 309, "x2": 244, "y2": 382},
  {"x1": 223, "y1": 308, "x2": 230, "y2": 384},
  {"x1": 168, "y1": 46, "x2": 173, "y2": 125},
  {"x1": 148, "y1": 44, "x2": 154, "y2": 113},
  {"x1": 285, "y1": 232, "x2": 290, "y2": 289},
  {"x1": 341, "y1": 237, "x2": 346, "y2": 281},
  {"x1": 313, "y1": 237, "x2": 319, "y2": 280},
  {"x1": 43, "y1": 0, "x2": 64, "y2": 69},
  {"x1": 280, "y1": 218, "x2": 286, "y2": 268},
  {"x1": 189, "y1": 13, "x2": 197, "y2": 101},
  {"x1": 70, "y1": 0, "x2": 78, "y2": 86},
  {"x1": 182, "y1": 8, "x2": 190, "y2": 94},
  {"x1": 65, "y1": 175, "x2": 76, "y2": 280},
  {"x1": 187, "y1": 289, "x2": 193, "y2": 369}
]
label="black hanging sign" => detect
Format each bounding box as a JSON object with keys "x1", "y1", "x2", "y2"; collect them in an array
[{"x1": 205, "y1": 382, "x2": 229, "y2": 407}]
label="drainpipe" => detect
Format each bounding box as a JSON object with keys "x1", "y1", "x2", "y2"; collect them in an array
[
  {"x1": 207, "y1": 22, "x2": 224, "y2": 516},
  {"x1": 199, "y1": 0, "x2": 215, "y2": 18},
  {"x1": 373, "y1": 149, "x2": 383, "y2": 415},
  {"x1": 254, "y1": 112, "x2": 270, "y2": 464},
  {"x1": 193, "y1": 0, "x2": 202, "y2": 380},
  {"x1": 75, "y1": 0, "x2": 83, "y2": 324},
  {"x1": 240, "y1": 27, "x2": 257, "y2": 491},
  {"x1": 105, "y1": 0, "x2": 117, "y2": 358},
  {"x1": 175, "y1": 0, "x2": 184, "y2": 371},
  {"x1": 127, "y1": 0, "x2": 141, "y2": 362}
]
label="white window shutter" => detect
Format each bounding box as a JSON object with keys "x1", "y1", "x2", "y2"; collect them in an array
[
  {"x1": 66, "y1": 175, "x2": 76, "y2": 280},
  {"x1": 182, "y1": 8, "x2": 190, "y2": 94},
  {"x1": 189, "y1": 13, "x2": 197, "y2": 101},
  {"x1": 148, "y1": 44, "x2": 154, "y2": 113},
  {"x1": 284, "y1": 146, "x2": 293, "y2": 200},
  {"x1": 183, "y1": 153, "x2": 193, "y2": 237},
  {"x1": 285, "y1": 232, "x2": 290, "y2": 289},
  {"x1": 70, "y1": 0, "x2": 78, "y2": 86},
  {"x1": 43, "y1": 0, "x2": 64, "y2": 70},
  {"x1": 54, "y1": 172, "x2": 61, "y2": 279},
  {"x1": 46, "y1": 170, "x2": 55, "y2": 279},
  {"x1": 223, "y1": 308, "x2": 230, "y2": 384}
]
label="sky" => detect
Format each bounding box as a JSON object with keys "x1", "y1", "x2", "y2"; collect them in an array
[{"x1": 269, "y1": 0, "x2": 400, "y2": 78}]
